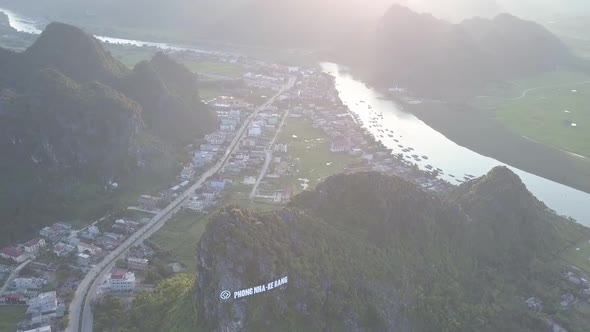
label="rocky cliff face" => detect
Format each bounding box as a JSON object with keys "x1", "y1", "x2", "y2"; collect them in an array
[
  {"x1": 194, "y1": 169, "x2": 581, "y2": 331},
  {"x1": 0, "y1": 68, "x2": 144, "y2": 177}
]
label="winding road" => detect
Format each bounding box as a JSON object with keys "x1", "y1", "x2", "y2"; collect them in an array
[{"x1": 67, "y1": 76, "x2": 296, "y2": 332}]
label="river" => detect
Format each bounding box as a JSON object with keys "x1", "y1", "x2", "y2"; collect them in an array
[
  {"x1": 322, "y1": 63, "x2": 589, "y2": 226},
  {"x1": 1, "y1": 8, "x2": 588, "y2": 225},
  {"x1": 0, "y1": 7, "x2": 222, "y2": 55}
]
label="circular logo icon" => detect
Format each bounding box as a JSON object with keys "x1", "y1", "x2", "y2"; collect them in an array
[{"x1": 220, "y1": 290, "x2": 231, "y2": 300}]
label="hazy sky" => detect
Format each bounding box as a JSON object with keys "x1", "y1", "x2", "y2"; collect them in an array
[{"x1": 399, "y1": 0, "x2": 590, "y2": 21}]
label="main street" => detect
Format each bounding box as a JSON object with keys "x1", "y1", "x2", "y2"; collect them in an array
[
  {"x1": 249, "y1": 109, "x2": 290, "y2": 199},
  {"x1": 67, "y1": 76, "x2": 296, "y2": 332}
]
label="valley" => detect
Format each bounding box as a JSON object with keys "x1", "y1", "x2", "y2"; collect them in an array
[{"x1": 1, "y1": 4, "x2": 590, "y2": 332}]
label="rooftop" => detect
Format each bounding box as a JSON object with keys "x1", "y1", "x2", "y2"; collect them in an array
[{"x1": 1, "y1": 246, "x2": 24, "y2": 258}]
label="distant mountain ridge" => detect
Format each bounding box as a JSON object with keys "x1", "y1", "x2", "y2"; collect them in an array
[{"x1": 357, "y1": 5, "x2": 576, "y2": 97}]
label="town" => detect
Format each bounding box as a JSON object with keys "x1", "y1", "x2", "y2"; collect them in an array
[{"x1": 1, "y1": 44, "x2": 589, "y2": 332}]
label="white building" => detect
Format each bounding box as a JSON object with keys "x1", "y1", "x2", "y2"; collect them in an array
[
  {"x1": 77, "y1": 242, "x2": 102, "y2": 255},
  {"x1": 107, "y1": 270, "x2": 136, "y2": 292},
  {"x1": 187, "y1": 198, "x2": 205, "y2": 212},
  {"x1": 248, "y1": 125, "x2": 262, "y2": 137},
  {"x1": 77, "y1": 253, "x2": 91, "y2": 265},
  {"x1": 23, "y1": 238, "x2": 46, "y2": 254},
  {"x1": 180, "y1": 164, "x2": 196, "y2": 180},
  {"x1": 88, "y1": 225, "x2": 100, "y2": 236}
]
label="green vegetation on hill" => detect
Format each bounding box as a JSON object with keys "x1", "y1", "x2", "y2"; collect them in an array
[
  {"x1": 0, "y1": 23, "x2": 216, "y2": 245},
  {"x1": 192, "y1": 170, "x2": 589, "y2": 331},
  {"x1": 93, "y1": 274, "x2": 196, "y2": 332},
  {"x1": 346, "y1": 5, "x2": 578, "y2": 98},
  {"x1": 97, "y1": 169, "x2": 590, "y2": 331},
  {"x1": 149, "y1": 212, "x2": 211, "y2": 272}
]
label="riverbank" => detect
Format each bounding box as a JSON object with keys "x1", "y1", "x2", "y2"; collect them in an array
[{"x1": 407, "y1": 100, "x2": 590, "y2": 195}]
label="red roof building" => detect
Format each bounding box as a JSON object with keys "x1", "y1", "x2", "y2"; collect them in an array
[{"x1": 0, "y1": 247, "x2": 27, "y2": 263}]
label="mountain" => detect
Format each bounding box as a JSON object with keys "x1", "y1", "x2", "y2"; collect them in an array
[
  {"x1": 22, "y1": 22, "x2": 128, "y2": 84},
  {"x1": 0, "y1": 23, "x2": 216, "y2": 245},
  {"x1": 186, "y1": 169, "x2": 588, "y2": 331},
  {"x1": 122, "y1": 53, "x2": 217, "y2": 143},
  {"x1": 355, "y1": 5, "x2": 575, "y2": 97},
  {"x1": 0, "y1": 68, "x2": 143, "y2": 176}
]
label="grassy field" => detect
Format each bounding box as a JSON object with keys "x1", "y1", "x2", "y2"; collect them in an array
[
  {"x1": 108, "y1": 47, "x2": 244, "y2": 78},
  {"x1": 149, "y1": 212, "x2": 211, "y2": 272},
  {"x1": 183, "y1": 61, "x2": 245, "y2": 78},
  {"x1": 276, "y1": 117, "x2": 359, "y2": 192},
  {"x1": 0, "y1": 306, "x2": 26, "y2": 331},
  {"x1": 474, "y1": 71, "x2": 590, "y2": 160},
  {"x1": 109, "y1": 48, "x2": 156, "y2": 68},
  {"x1": 562, "y1": 238, "x2": 590, "y2": 274}
]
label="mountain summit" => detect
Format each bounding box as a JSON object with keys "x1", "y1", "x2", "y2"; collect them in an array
[{"x1": 192, "y1": 170, "x2": 586, "y2": 331}]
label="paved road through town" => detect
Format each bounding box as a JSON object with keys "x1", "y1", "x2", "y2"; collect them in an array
[
  {"x1": 67, "y1": 76, "x2": 295, "y2": 332},
  {"x1": 0, "y1": 259, "x2": 32, "y2": 296},
  {"x1": 249, "y1": 109, "x2": 290, "y2": 199}
]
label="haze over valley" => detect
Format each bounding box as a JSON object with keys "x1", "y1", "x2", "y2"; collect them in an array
[{"x1": 0, "y1": 2, "x2": 589, "y2": 332}]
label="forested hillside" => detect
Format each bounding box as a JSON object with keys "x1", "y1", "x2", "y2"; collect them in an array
[
  {"x1": 98, "y1": 169, "x2": 590, "y2": 331},
  {"x1": 0, "y1": 23, "x2": 216, "y2": 245}
]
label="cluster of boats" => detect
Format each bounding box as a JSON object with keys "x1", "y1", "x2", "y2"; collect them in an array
[{"x1": 356, "y1": 99, "x2": 478, "y2": 184}]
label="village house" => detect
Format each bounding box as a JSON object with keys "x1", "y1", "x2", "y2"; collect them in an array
[
  {"x1": 274, "y1": 143, "x2": 288, "y2": 153},
  {"x1": 77, "y1": 242, "x2": 102, "y2": 256},
  {"x1": 107, "y1": 269, "x2": 136, "y2": 292},
  {"x1": 138, "y1": 195, "x2": 162, "y2": 211},
  {"x1": 525, "y1": 297, "x2": 543, "y2": 311},
  {"x1": 208, "y1": 178, "x2": 226, "y2": 191},
  {"x1": 248, "y1": 124, "x2": 262, "y2": 137},
  {"x1": 3, "y1": 293, "x2": 27, "y2": 305},
  {"x1": 187, "y1": 197, "x2": 206, "y2": 212},
  {"x1": 0, "y1": 247, "x2": 27, "y2": 263},
  {"x1": 200, "y1": 144, "x2": 221, "y2": 152},
  {"x1": 205, "y1": 132, "x2": 226, "y2": 145},
  {"x1": 23, "y1": 238, "x2": 46, "y2": 254},
  {"x1": 27, "y1": 291, "x2": 58, "y2": 319},
  {"x1": 53, "y1": 243, "x2": 75, "y2": 257},
  {"x1": 77, "y1": 253, "x2": 91, "y2": 266},
  {"x1": 180, "y1": 164, "x2": 196, "y2": 180},
  {"x1": 13, "y1": 277, "x2": 47, "y2": 290},
  {"x1": 330, "y1": 136, "x2": 352, "y2": 153},
  {"x1": 127, "y1": 257, "x2": 149, "y2": 271}
]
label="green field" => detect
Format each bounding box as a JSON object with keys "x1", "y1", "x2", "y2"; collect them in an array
[
  {"x1": 277, "y1": 117, "x2": 359, "y2": 191},
  {"x1": 0, "y1": 306, "x2": 26, "y2": 331},
  {"x1": 149, "y1": 212, "x2": 211, "y2": 272},
  {"x1": 563, "y1": 238, "x2": 590, "y2": 275},
  {"x1": 475, "y1": 71, "x2": 590, "y2": 160},
  {"x1": 183, "y1": 61, "x2": 245, "y2": 78},
  {"x1": 108, "y1": 47, "x2": 244, "y2": 78}
]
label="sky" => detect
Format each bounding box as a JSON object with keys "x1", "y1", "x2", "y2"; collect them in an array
[{"x1": 397, "y1": 0, "x2": 590, "y2": 21}]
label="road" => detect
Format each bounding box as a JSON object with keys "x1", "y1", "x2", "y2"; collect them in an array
[
  {"x1": 0, "y1": 259, "x2": 32, "y2": 295},
  {"x1": 68, "y1": 76, "x2": 295, "y2": 332},
  {"x1": 249, "y1": 109, "x2": 290, "y2": 199}
]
